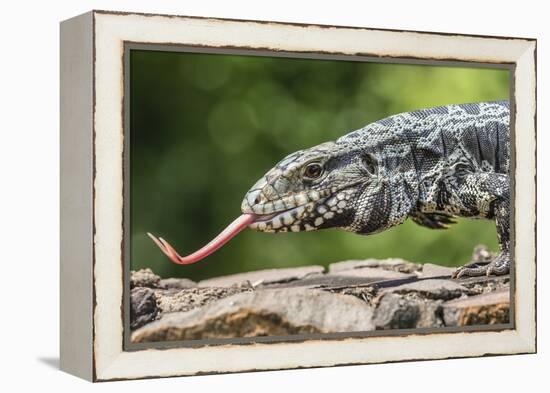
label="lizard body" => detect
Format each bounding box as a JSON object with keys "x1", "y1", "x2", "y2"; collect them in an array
[{"x1": 241, "y1": 101, "x2": 510, "y2": 278}]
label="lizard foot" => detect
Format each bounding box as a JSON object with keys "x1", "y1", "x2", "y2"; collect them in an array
[{"x1": 452, "y1": 252, "x2": 510, "y2": 279}]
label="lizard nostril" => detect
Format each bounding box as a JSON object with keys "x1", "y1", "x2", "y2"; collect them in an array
[{"x1": 254, "y1": 195, "x2": 262, "y2": 204}]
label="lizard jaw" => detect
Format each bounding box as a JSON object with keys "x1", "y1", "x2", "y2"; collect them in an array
[
  {"x1": 247, "y1": 200, "x2": 319, "y2": 233},
  {"x1": 245, "y1": 183, "x2": 364, "y2": 233}
]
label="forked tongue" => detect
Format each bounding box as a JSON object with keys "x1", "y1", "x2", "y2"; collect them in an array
[{"x1": 147, "y1": 214, "x2": 256, "y2": 265}]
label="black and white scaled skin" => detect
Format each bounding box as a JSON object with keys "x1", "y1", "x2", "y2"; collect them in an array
[{"x1": 241, "y1": 101, "x2": 511, "y2": 278}]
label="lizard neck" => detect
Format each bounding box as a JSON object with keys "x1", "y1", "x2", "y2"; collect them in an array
[{"x1": 346, "y1": 163, "x2": 420, "y2": 235}]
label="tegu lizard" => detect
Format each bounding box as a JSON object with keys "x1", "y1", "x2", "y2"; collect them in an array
[{"x1": 149, "y1": 101, "x2": 510, "y2": 278}]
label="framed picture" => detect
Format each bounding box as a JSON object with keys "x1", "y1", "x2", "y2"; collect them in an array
[{"x1": 60, "y1": 10, "x2": 536, "y2": 381}]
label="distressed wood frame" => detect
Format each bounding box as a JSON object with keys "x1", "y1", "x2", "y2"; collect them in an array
[{"x1": 60, "y1": 10, "x2": 537, "y2": 382}]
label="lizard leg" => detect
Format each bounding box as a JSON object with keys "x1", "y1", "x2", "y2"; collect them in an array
[{"x1": 448, "y1": 172, "x2": 510, "y2": 278}]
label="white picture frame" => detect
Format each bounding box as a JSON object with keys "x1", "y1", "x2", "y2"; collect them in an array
[{"x1": 60, "y1": 10, "x2": 536, "y2": 381}]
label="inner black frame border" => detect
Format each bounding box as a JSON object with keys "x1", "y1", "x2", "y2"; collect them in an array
[{"x1": 122, "y1": 42, "x2": 517, "y2": 352}]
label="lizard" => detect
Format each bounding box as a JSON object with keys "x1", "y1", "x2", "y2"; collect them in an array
[{"x1": 148, "y1": 101, "x2": 510, "y2": 278}]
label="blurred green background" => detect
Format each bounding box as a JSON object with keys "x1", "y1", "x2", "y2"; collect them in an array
[{"x1": 130, "y1": 49, "x2": 509, "y2": 281}]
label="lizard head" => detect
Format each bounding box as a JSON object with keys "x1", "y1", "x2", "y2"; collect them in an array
[
  {"x1": 149, "y1": 127, "x2": 419, "y2": 266},
  {"x1": 241, "y1": 140, "x2": 403, "y2": 234}
]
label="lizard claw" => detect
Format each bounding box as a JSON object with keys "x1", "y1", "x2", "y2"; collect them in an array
[
  {"x1": 452, "y1": 263, "x2": 489, "y2": 279},
  {"x1": 452, "y1": 252, "x2": 510, "y2": 279}
]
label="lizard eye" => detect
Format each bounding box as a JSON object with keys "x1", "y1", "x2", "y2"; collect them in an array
[
  {"x1": 362, "y1": 154, "x2": 377, "y2": 176},
  {"x1": 303, "y1": 163, "x2": 323, "y2": 179}
]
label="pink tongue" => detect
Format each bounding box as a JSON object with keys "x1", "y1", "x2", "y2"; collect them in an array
[{"x1": 147, "y1": 214, "x2": 256, "y2": 265}]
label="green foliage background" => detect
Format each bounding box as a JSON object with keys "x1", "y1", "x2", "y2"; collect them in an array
[{"x1": 130, "y1": 49, "x2": 509, "y2": 281}]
